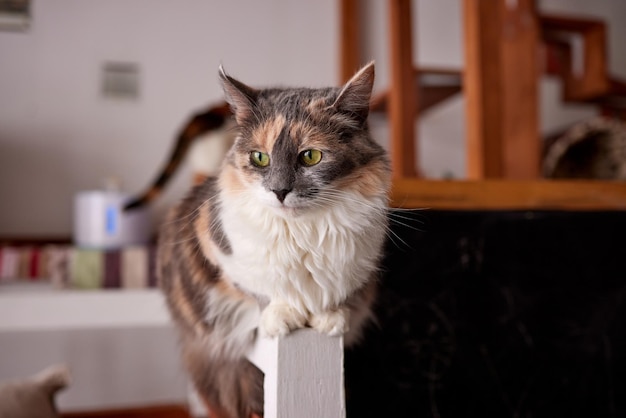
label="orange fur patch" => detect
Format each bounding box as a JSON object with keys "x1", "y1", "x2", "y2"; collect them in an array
[
  {"x1": 288, "y1": 122, "x2": 332, "y2": 152},
  {"x1": 214, "y1": 279, "x2": 248, "y2": 302},
  {"x1": 306, "y1": 97, "x2": 329, "y2": 113},
  {"x1": 171, "y1": 276, "x2": 204, "y2": 336},
  {"x1": 220, "y1": 164, "x2": 248, "y2": 197},
  {"x1": 194, "y1": 206, "x2": 221, "y2": 275},
  {"x1": 146, "y1": 188, "x2": 160, "y2": 200},
  {"x1": 335, "y1": 159, "x2": 391, "y2": 198},
  {"x1": 252, "y1": 115, "x2": 286, "y2": 152}
]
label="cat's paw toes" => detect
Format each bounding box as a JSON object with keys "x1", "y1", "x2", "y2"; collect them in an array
[
  {"x1": 309, "y1": 309, "x2": 349, "y2": 336},
  {"x1": 259, "y1": 304, "x2": 306, "y2": 338}
]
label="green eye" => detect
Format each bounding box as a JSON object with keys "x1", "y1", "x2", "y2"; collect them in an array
[
  {"x1": 299, "y1": 149, "x2": 322, "y2": 166},
  {"x1": 250, "y1": 151, "x2": 270, "y2": 167}
]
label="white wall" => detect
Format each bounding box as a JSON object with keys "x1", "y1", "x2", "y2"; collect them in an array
[
  {"x1": 1, "y1": 0, "x2": 625, "y2": 236},
  {"x1": 0, "y1": 0, "x2": 338, "y2": 237}
]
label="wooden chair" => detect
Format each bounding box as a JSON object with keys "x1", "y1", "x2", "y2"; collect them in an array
[{"x1": 339, "y1": 0, "x2": 626, "y2": 210}]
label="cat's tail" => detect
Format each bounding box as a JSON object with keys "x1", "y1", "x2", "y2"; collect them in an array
[{"x1": 124, "y1": 101, "x2": 232, "y2": 211}]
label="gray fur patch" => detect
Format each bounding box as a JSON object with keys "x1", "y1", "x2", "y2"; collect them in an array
[
  {"x1": 264, "y1": 126, "x2": 297, "y2": 194},
  {"x1": 208, "y1": 196, "x2": 233, "y2": 256}
]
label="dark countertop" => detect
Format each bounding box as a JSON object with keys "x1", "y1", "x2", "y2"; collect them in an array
[{"x1": 346, "y1": 210, "x2": 626, "y2": 418}]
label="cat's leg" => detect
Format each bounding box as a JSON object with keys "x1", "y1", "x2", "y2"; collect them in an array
[
  {"x1": 259, "y1": 301, "x2": 307, "y2": 338},
  {"x1": 308, "y1": 276, "x2": 379, "y2": 338},
  {"x1": 309, "y1": 278, "x2": 378, "y2": 341},
  {"x1": 342, "y1": 277, "x2": 379, "y2": 347},
  {"x1": 308, "y1": 307, "x2": 350, "y2": 336},
  {"x1": 180, "y1": 282, "x2": 264, "y2": 417}
]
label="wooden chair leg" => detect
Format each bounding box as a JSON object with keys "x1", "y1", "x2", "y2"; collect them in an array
[{"x1": 388, "y1": 0, "x2": 419, "y2": 178}]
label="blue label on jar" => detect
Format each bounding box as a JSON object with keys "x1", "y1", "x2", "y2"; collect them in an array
[{"x1": 106, "y1": 205, "x2": 117, "y2": 235}]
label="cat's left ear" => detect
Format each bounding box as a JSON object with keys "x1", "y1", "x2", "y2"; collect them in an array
[
  {"x1": 332, "y1": 61, "x2": 375, "y2": 126},
  {"x1": 219, "y1": 65, "x2": 259, "y2": 125}
]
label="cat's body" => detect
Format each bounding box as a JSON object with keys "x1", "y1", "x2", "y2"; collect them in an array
[{"x1": 158, "y1": 62, "x2": 390, "y2": 418}]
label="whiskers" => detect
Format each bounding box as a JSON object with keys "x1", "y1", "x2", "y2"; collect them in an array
[
  {"x1": 313, "y1": 188, "x2": 426, "y2": 250},
  {"x1": 388, "y1": 207, "x2": 426, "y2": 231},
  {"x1": 385, "y1": 207, "x2": 428, "y2": 250}
]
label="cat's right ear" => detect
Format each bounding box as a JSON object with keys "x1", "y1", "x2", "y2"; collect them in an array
[
  {"x1": 219, "y1": 66, "x2": 259, "y2": 125},
  {"x1": 331, "y1": 61, "x2": 375, "y2": 127}
]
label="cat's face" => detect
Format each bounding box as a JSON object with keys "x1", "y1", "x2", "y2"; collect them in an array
[{"x1": 220, "y1": 63, "x2": 389, "y2": 216}]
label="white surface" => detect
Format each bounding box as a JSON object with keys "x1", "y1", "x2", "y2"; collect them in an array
[
  {"x1": 0, "y1": 327, "x2": 188, "y2": 412},
  {"x1": 0, "y1": 289, "x2": 187, "y2": 411},
  {"x1": 0, "y1": 289, "x2": 171, "y2": 332},
  {"x1": 247, "y1": 329, "x2": 345, "y2": 418},
  {"x1": 1, "y1": 289, "x2": 348, "y2": 415}
]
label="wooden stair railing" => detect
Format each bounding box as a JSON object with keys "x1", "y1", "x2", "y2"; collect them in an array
[
  {"x1": 390, "y1": 178, "x2": 626, "y2": 210},
  {"x1": 541, "y1": 14, "x2": 626, "y2": 120},
  {"x1": 468, "y1": 0, "x2": 543, "y2": 179},
  {"x1": 370, "y1": 67, "x2": 463, "y2": 115},
  {"x1": 341, "y1": 0, "x2": 543, "y2": 180},
  {"x1": 540, "y1": 14, "x2": 610, "y2": 101},
  {"x1": 338, "y1": 0, "x2": 626, "y2": 212},
  {"x1": 388, "y1": 0, "x2": 419, "y2": 178},
  {"x1": 341, "y1": 1, "x2": 626, "y2": 181}
]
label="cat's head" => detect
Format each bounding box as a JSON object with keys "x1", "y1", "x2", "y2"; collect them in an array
[{"x1": 219, "y1": 62, "x2": 390, "y2": 216}]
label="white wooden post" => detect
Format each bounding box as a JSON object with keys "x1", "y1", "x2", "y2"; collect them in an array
[{"x1": 246, "y1": 329, "x2": 346, "y2": 418}]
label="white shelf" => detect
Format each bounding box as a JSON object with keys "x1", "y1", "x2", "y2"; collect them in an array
[
  {"x1": 0, "y1": 285, "x2": 187, "y2": 411},
  {"x1": 0, "y1": 287, "x2": 171, "y2": 332}
]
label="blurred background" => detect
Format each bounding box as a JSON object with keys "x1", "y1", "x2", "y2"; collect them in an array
[
  {"x1": 1, "y1": 0, "x2": 625, "y2": 238},
  {"x1": 1, "y1": 1, "x2": 626, "y2": 417}
]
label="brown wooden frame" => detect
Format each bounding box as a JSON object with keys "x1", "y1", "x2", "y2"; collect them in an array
[
  {"x1": 339, "y1": 0, "x2": 360, "y2": 83},
  {"x1": 541, "y1": 14, "x2": 609, "y2": 101},
  {"x1": 388, "y1": 0, "x2": 418, "y2": 178},
  {"x1": 339, "y1": 0, "x2": 626, "y2": 211},
  {"x1": 391, "y1": 179, "x2": 626, "y2": 210},
  {"x1": 463, "y1": 0, "x2": 540, "y2": 179}
]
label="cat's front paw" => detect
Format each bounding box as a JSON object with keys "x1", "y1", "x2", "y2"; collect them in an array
[
  {"x1": 309, "y1": 309, "x2": 349, "y2": 336},
  {"x1": 259, "y1": 303, "x2": 307, "y2": 338}
]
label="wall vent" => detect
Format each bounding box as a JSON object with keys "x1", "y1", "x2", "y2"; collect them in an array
[{"x1": 101, "y1": 62, "x2": 140, "y2": 99}]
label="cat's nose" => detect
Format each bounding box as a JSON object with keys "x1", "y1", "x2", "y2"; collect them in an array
[{"x1": 272, "y1": 189, "x2": 291, "y2": 203}]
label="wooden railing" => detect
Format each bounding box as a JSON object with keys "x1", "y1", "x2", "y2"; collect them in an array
[
  {"x1": 339, "y1": 0, "x2": 626, "y2": 213},
  {"x1": 391, "y1": 178, "x2": 626, "y2": 210}
]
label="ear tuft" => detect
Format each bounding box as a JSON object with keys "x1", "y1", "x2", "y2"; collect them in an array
[
  {"x1": 332, "y1": 61, "x2": 375, "y2": 126},
  {"x1": 218, "y1": 65, "x2": 259, "y2": 124}
]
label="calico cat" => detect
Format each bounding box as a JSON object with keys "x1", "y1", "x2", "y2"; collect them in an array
[{"x1": 158, "y1": 62, "x2": 390, "y2": 418}]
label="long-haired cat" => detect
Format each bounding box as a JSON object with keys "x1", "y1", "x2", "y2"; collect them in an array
[{"x1": 158, "y1": 62, "x2": 390, "y2": 418}]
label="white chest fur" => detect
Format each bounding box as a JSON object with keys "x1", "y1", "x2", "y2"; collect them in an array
[{"x1": 215, "y1": 190, "x2": 387, "y2": 316}]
